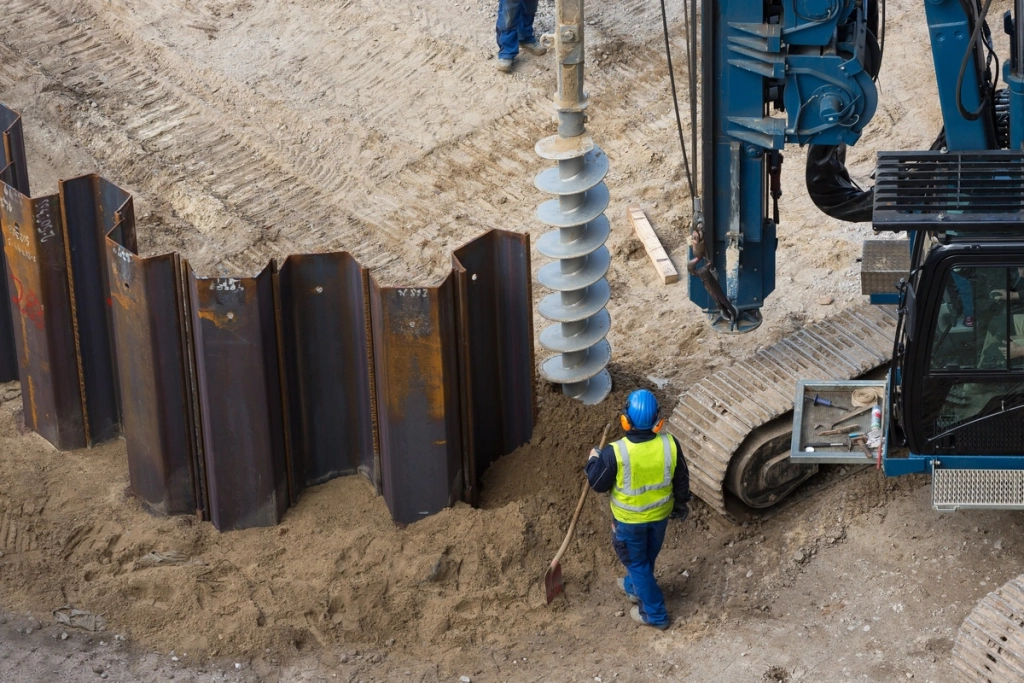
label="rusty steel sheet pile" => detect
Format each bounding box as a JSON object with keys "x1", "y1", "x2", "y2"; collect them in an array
[
  {"x1": 370, "y1": 276, "x2": 464, "y2": 524},
  {"x1": 60, "y1": 175, "x2": 133, "y2": 445},
  {"x1": 188, "y1": 265, "x2": 291, "y2": 531},
  {"x1": 107, "y1": 228, "x2": 201, "y2": 517},
  {"x1": 0, "y1": 184, "x2": 87, "y2": 449},
  {"x1": 452, "y1": 232, "x2": 535, "y2": 504},
  {"x1": 277, "y1": 253, "x2": 379, "y2": 499},
  {"x1": 0, "y1": 106, "x2": 27, "y2": 383},
  {"x1": 0, "y1": 103, "x2": 535, "y2": 531}
]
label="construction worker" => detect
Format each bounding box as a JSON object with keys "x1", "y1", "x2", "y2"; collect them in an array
[
  {"x1": 585, "y1": 389, "x2": 691, "y2": 630},
  {"x1": 495, "y1": 0, "x2": 546, "y2": 73}
]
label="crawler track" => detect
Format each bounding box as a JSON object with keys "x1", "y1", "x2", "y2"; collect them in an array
[
  {"x1": 953, "y1": 574, "x2": 1024, "y2": 682},
  {"x1": 666, "y1": 303, "x2": 898, "y2": 520}
]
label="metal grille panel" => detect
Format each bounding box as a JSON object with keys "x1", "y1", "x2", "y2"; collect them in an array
[
  {"x1": 933, "y1": 469, "x2": 1024, "y2": 510},
  {"x1": 942, "y1": 414, "x2": 1024, "y2": 453},
  {"x1": 873, "y1": 150, "x2": 1024, "y2": 231}
]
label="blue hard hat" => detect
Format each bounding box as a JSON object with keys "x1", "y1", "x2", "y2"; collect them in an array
[{"x1": 625, "y1": 389, "x2": 659, "y2": 430}]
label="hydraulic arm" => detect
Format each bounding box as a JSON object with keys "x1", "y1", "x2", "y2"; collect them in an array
[
  {"x1": 689, "y1": 0, "x2": 1006, "y2": 330},
  {"x1": 690, "y1": 0, "x2": 880, "y2": 331}
]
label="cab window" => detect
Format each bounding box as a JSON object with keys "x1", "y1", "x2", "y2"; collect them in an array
[{"x1": 921, "y1": 265, "x2": 1024, "y2": 453}]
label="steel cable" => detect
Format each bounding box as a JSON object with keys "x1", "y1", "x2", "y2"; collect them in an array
[{"x1": 660, "y1": 0, "x2": 694, "y2": 198}]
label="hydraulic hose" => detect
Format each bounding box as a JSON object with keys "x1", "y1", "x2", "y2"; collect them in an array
[{"x1": 805, "y1": 144, "x2": 874, "y2": 223}]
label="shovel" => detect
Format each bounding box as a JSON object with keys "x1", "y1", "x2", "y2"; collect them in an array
[{"x1": 544, "y1": 423, "x2": 612, "y2": 605}]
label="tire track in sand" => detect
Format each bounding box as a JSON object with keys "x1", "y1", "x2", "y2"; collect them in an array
[{"x1": 2, "y1": 0, "x2": 692, "y2": 283}]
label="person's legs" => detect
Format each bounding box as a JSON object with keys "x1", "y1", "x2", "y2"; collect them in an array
[
  {"x1": 612, "y1": 521, "x2": 669, "y2": 626},
  {"x1": 612, "y1": 521, "x2": 636, "y2": 592},
  {"x1": 516, "y1": 0, "x2": 540, "y2": 44},
  {"x1": 952, "y1": 272, "x2": 974, "y2": 323},
  {"x1": 495, "y1": 0, "x2": 521, "y2": 60},
  {"x1": 642, "y1": 519, "x2": 669, "y2": 624},
  {"x1": 646, "y1": 517, "x2": 668, "y2": 573}
]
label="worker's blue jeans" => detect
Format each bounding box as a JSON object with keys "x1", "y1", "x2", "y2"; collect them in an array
[
  {"x1": 951, "y1": 271, "x2": 974, "y2": 319},
  {"x1": 612, "y1": 518, "x2": 669, "y2": 626},
  {"x1": 496, "y1": 0, "x2": 539, "y2": 60}
]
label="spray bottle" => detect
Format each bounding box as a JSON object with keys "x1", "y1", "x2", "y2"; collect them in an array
[{"x1": 868, "y1": 404, "x2": 883, "y2": 454}]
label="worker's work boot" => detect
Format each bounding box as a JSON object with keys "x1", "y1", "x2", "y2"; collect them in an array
[
  {"x1": 630, "y1": 606, "x2": 669, "y2": 630},
  {"x1": 616, "y1": 577, "x2": 639, "y2": 604},
  {"x1": 519, "y1": 40, "x2": 547, "y2": 56},
  {"x1": 496, "y1": 58, "x2": 514, "y2": 73}
]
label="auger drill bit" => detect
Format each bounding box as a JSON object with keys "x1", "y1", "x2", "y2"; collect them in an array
[{"x1": 535, "y1": 0, "x2": 612, "y2": 405}]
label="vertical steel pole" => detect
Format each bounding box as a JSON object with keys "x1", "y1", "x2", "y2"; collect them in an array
[{"x1": 535, "y1": 0, "x2": 612, "y2": 405}]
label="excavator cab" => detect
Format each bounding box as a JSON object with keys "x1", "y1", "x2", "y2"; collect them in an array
[
  {"x1": 792, "y1": 149, "x2": 1024, "y2": 508},
  {"x1": 869, "y1": 150, "x2": 1024, "y2": 485},
  {"x1": 892, "y1": 239, "x2": 1024, "y2": 461}
]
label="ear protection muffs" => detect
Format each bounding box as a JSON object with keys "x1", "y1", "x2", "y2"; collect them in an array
[{"x1": 620, "y1": 410, "x2": 665, "y2": 432}]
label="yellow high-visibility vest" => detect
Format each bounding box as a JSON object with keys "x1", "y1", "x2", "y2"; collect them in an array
[{"x1": 609, "y1": 434, "x2": 677, "y2": 523}]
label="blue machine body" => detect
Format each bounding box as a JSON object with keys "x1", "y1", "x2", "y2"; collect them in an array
[
  {"x1": 692, "y1": 0, "x2": 878, "y2": 331},
  {"x1": 695, "y1": 0, "x2": 1024, "y2": 485},
  {"x1": 923, "y1": 0, "x2": 996, "y2": 150}
]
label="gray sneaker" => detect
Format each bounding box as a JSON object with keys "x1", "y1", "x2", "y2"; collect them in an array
[
  {"x1": 616, "y1": 577, "x2": 639, "y2": 604},
  {"x1": 519, "y1": 40, "x2": 547, "y2": 56},
  {"x1": 630, "y1": 606, "x2": 669, "y2": 630},
  {"x1": 496, "y1": 57, "x2": 514, "y2": 73}
]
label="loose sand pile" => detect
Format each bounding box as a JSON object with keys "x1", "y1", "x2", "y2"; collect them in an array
[{"x1": 0, "y1": 371, "x2": 677, "y2": 661}]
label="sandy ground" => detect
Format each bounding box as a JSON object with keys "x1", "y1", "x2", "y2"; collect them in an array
[{"x1": 0, "y1": 0, "x2": 1021, "y2": 681}]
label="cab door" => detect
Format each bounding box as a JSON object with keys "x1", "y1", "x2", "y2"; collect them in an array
[{"x1": 905, "y1": 254, "x2": 1024, "y2": 456}]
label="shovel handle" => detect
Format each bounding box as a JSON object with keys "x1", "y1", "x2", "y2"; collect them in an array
[{"x1": 550, "y1": 423, "x2": 612, "y2": 568}]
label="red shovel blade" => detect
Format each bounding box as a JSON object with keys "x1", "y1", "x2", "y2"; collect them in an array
[{"x1": 544, "y1": 562, "x2": 563, "y2": 604}]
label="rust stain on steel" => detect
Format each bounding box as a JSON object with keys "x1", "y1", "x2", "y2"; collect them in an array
[
  {"x1": 106, "y1": 226, "x2": 200, "y2": 516},
  {"x1": 0, "y1": 105, "x2": 30, "y2": 382},
  {"x1": 59, "y1": 175, "x2": 133, "y2": 445},
  {"x1": 276, "y1": 253, "x2": 377, "y2": 496},
  {"x1": 452, "y1": 230, "x2": 536, "y2": 504},
  {"x1": 188, "y1": 264, "x2": 289, "y2": 531},
  {"x1": 0, "y1": 183, "x2": 85, "y2": 449},
  {"x1": 1, "y1": 121, "x2": 539, "y2": 529},
  {"x1": 370, "y1": 275, "x2": 463, "y2": 524}
]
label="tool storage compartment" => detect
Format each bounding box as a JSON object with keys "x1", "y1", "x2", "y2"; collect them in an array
[{"x1": 790, "y1": 379, "x2": 888, "y2": 464}]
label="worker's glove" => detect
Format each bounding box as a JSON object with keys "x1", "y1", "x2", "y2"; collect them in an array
[
  {"x1": 670, "y1": 505, "x2": 689, "y2": 522},
  {"x1": 587, "y1": 448, "x2": 600, "y2": 461}
]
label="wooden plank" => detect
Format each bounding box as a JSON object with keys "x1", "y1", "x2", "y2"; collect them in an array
[{"x1": 626, "y1": 205, "x2": 679, "y2": 284}]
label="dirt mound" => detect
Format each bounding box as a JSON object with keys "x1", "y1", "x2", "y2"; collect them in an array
[{"x1": 0, "y1": 372, "x2": 677, "y2": 661}]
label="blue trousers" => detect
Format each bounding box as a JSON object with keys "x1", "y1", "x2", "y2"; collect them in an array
[
  {"x1": 612, "y1": 518, "x2": 669, "y2": 626},
  {"x1": 496, "y1": 0, "x2": 539, "y2": 60},
  {"x1": 951, "y1": 272, "x2": 974, "y2": 318}
]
